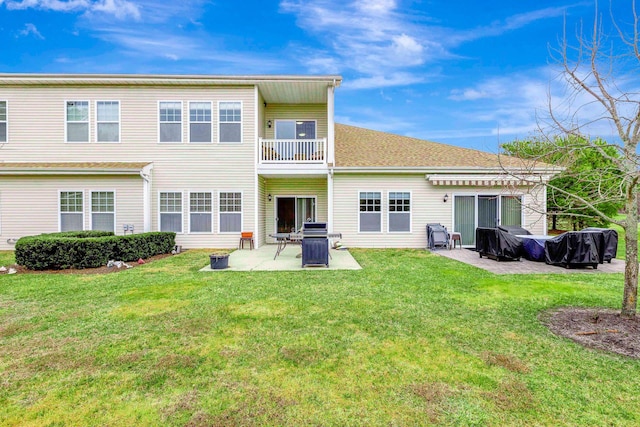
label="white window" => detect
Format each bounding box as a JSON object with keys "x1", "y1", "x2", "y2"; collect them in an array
[
  {"x1": 159, "y1": 101, "x2": 182, "y2": 143},
  {"x1": 66, "y1": 101, "x2": 89, "y2": 142},
  {"x1": 388, "y1": 192, "x2": 411, "y2": 232},
  {"x1": 359, "y1": 191, "x2": 381, "y2": 232},
  {"x1": 60, "y1": 191, "x2": 84, "y2": 231},
  {"x1": 190, "y1": 192, "x2": 212, "y2": 233},
  {"x1": 219, "y1": 192, "x2": 242, "y2": 233},
  {"x1": 275, "y1": 120, "x2": 316, "y2": 140},
  {"x1": 219, "y1": 101, "x2": 241, "y2": 143},
  {"x1": 189, "y1": 102, "x2": 212, "y2": 143},
  {"x1": 159, "y1": 192, "x2": 183, "y2": 233},
  {"x1": 0, "y1": 101, "x2": 6, "y2": 143},
  {"x1": 91, "y1": 191, "x2": 115, "y2": 232},
  {"x1": 96, "y1": 101, "x2": 120, "y2": 142}
]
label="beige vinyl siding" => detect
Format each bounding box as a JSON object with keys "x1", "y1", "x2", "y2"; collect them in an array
[
  {"x1": 0, "y1": 175, "x2": 144, "y2": 250},
  {"x1": 332, "y1": 174, "x2": 546, "y2": 248},
  {"x1": 263, "y1": 178, "x2": 328, "y2": 243},
  {"x1": 1, "y1": 85, "x2": 257, "y2": 249},
  {"x1": 1, "y1": 85, "x2": 255, "y2": 156},
  {"x1": 258, "y1": 176, "x2": 267, "y2": 246},
  {"x1": 263, "y1": 104, "x2": 327, "y2": 139}
]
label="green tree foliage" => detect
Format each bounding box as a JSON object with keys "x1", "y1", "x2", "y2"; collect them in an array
[{"x1": 501, "y1": 136, "x2": 624, "y2": 229}]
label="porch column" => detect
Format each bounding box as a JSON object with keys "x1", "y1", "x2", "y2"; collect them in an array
[
  {"x1": 328, "y1": 170, "x2": 334, "y2": 233},
  {"x1": 327, "y1": 85, "x2": 335, "y2": 166},
  {"x1": 140, "y1": 163, "x2": 153, "y2": 232}
]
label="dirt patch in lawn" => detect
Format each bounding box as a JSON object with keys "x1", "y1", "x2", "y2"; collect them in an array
[
  {"x1": 542, "y1": 307, "x2": 640, "y2": 359},
  {"x1": 0, "y1": 253, "x2": 173, "y2": 275}
]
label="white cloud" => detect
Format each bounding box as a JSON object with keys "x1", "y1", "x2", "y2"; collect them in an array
[
  {"x1": 280, "y1": 1, "x2": 574, "y2": 90},
  {"x1": 91, "y1": 0, "x2": 141, "y2": 20},
  {"x1": 345, "y1": 72, "x2": 425, "y2": 90},
  {"x1": 19, "y1": 22, "x2": 44, "y2": 39},
  {"x1": 4, "y1": 0, "x2": 140, "y2": 20}
]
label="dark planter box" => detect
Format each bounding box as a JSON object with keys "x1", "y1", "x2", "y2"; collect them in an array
[{"x1": 210, "y1": 254, "x2": 229, "y2": 269}]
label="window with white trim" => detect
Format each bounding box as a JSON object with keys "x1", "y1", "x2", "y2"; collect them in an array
[
  {"x1": 359, "y1": 192, "x2": 381, "y2": 232},
  {"x1": 0, "y1": 101, "x2": 6, "y2": 143},
  {"x1": 60, "y1": 191, "x2": 84, "y2": 231},
  {"x1": 159, "y1": 101, "x2": 182, "y2": 143},
  {"x1": 275, "y1": 120, "x2": 316, "y2": 140},
  {"x1": 190, "y1": 192, "x2": 212, "y2": 233},
  {"x1": 66, "y1": 101, "x2": 89, "y2": 142},
  {"x1": 96, "y1": 101, "x2": 120, "y2": 142},
  {"x1": 91, "y1": 191, "x2": 115, "y2": 232},
  {"x1": 219, "y1": 192, "x2": 242, "y2": 232},
  {"x1": 388, "y1": 192, "x2": 411, "y2": 232},
  {"x1": 160, "y1": 192, "x2": 183, "y2": 233},
  {"x1": 189, "y1": 102, "x2": 212, "y2": 143},
  {"x1": 219, "y1": 101, "x2": 241, "y2": 143}
]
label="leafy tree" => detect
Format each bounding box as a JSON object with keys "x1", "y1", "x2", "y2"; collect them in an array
[
  {"x1": 503, "y1": 1, "x2": 640, "y2": 317},
  {"x1": 501, "y1": 136, "x2": 624, "y2": 230}
]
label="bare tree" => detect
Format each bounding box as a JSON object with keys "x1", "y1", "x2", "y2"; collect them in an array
[{"x1": 505, "y1": 1, "x2": 640, "y2": 317}]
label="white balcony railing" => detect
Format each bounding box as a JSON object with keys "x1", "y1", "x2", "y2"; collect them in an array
[{"x1": 260, "y1": 138, "x2": 326, "y2": 163}]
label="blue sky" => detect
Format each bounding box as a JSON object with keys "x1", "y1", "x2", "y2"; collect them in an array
[{"x1": 0, "y1": 0, "x2": 631, "y2": 151}]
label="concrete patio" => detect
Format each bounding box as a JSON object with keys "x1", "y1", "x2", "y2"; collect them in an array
[
  {"x1": 434, "y1": 247, "x2": 626, "y2": 274},
  {"x1": 199, "y1": 244, "x2": 362, "y2": 272}
]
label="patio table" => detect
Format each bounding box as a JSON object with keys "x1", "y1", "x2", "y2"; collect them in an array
[
  {"x1": 517, "y1": 234, "x2": 554, "y2": 262},
  {"x1": 269, "y1": 233, "x2": 292, "y2": 260}
]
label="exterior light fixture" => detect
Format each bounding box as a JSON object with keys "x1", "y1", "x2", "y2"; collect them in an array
[
  {"x1": 443, "y1": 194, "x2": 449, "y2": 203},
  {"x1": 267, "y1": 120, "x2": 272, "y2": 128},
  {"x1": 268, "y1": 194, "x2": 272, "y2": 202}
]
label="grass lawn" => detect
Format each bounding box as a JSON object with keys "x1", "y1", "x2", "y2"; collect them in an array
[{"x1": 1, "y1": 249, "x2": 639, "y2": 426}]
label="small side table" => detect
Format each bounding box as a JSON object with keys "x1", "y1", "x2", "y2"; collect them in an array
[{"x1": 450, "y1": 232, "x2": 462, "y2": 249}]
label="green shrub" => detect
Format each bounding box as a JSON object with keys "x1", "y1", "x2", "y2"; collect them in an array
[{"x1": 15, "y1": 232, "x2": 176, "y2": 270}]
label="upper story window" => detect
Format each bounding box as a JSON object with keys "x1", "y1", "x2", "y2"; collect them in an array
[
  {"x1": 388, "y1": 192, "x2": 411, "y2": 232},
  {"x1": 0, "y1": 101, "x2": 6, "y2": 143},
  {"x1": 96, "y1": 101, "x2": 120, "y2": 143},
  {"x1": 189, "y1": 102, "x2": 212, "y2": 143},
  {"x1": 219, "y1": 101, "x2": 241, "y2": 143},
  {"x1": 275, "y1": 120, "x2": 316, "y2": 140},
  {"x1": 159, "y1": 101, "x2": 182, "y2": 143},
  {"x1": 66, "y1": 101, "x2": 89, "y2": 143}
]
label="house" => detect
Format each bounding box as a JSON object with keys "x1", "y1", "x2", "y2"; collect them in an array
[{"x1": 0, "y1": 74, "x2": 553, "y2": 251}]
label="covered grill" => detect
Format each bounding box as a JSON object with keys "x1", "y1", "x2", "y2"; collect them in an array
[{"x1": 302, "y1": 222, "x2": 329, "y2": 267}]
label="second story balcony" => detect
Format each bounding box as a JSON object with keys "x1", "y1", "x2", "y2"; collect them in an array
[{"x1": 260, "y1": 138, "x2": 326, "y2": 164}]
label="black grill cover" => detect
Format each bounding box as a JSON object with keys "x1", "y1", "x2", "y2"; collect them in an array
[
  {"x1": 544, "y1": 232, "x2": 599, "y2": 268},
  {"x1": 475, "y1": 227, "x2": 523, "y2": 261},
  {"x1": 581, "y1": 227, "x2": 618, "y2": 263},
  {"x1": 498, "y1": 225, "x2": 531, "y2": 236}
]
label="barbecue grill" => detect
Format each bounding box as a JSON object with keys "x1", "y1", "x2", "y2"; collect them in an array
[{"x1": 302, "y1": 222, "x2": 329, "y2": 267}]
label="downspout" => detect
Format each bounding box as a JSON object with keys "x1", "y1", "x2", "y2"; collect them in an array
[
  {"x1": 327, "y1": 83, "x2": 336, "y2": 233},
  {"x1": 140, "y1": 163, "x2": 153, "y2": 232}
]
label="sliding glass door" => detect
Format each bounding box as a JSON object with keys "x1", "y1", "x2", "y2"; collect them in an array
[
  {"x1": 453, "y1": 194, "x2": 523, "y2": 246},
  {"x1": 276, "y1": 196, "x2": 316, "y2": 233}
]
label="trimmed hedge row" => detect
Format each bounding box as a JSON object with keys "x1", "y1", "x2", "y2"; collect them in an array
[{"x1": 15, "y1": 231, "x2": 176, "y2": 270}]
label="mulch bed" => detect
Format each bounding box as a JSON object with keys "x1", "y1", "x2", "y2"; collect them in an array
[
  {"x1": 542, "y1": 307, "x2": 640, "y2": 359},
  {"x1": 0, "y1": 253, "x2": 173, "y2": 275}
]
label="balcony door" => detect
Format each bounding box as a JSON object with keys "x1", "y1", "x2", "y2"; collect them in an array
[
  {"x1": 274, "y1": 120, "x2": 317, "y2": 160},
  {"x1": 275, "y1": 196, "x2": 316, "y2": 233}
]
